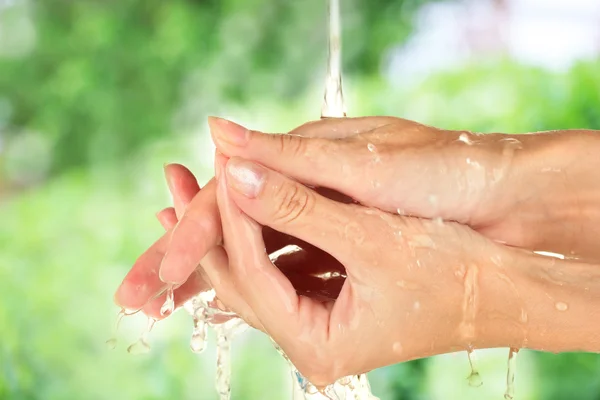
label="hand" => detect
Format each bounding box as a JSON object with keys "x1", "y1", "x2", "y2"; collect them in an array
[
  {"x1": 114, "y1": 164, "x2": 347, "y2": 318},
  {"x1": 208, "y1": 116, "x2": 600, "y2": 261},
  {"x1": 211, "y1": 153, "x2": 600, "y2": 386},
  {"x1": 210, "y1": 153, "x2": 512, "y2": 385},
  {"x1": 116, "y1": 120, "x2": 361, "y2": 312}
]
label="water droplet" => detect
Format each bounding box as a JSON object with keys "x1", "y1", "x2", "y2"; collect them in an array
[
  {"x1": 396, "y1": 208, "x2": 405, "y2": 215},
  {"x1": 126, "y1": 338, "x2": 151, "y2": 354},
  {"x1": 105, "y1": 309, "x2": 126, "y2": 350},
  {"x1": 408, "y1": 234, "x2": 435, "y2": 249},
  {"x1": 458, "y1": 132, "x2": 473, "y2": 145},
  {"x1": 466, "y1": 349, "x2": 483, "y2": 387},
  {"x1": 520, "y1": 308, "x2": 528, "y2": 323},
  {"x1": 541, "y1": 166, "x2": 561, "y2": 173},
  {"x1": 555, "y1": 301, "x2": 568, "y2": 311},
  {"x1": 105, "y1": 338, "x2": 117, "y2": 350},
  {"x1": 467, "y1": 370, "x2": 483, "y2": 388},
  {"x1": 504, "y1": 347, "x2": 519, "y2": 399},
  {"x1": 534, "y1": 251, "x2": 565, "y2": 259},
  {"x1": 367, "y1": 143, "x2": 376, "y2": 152},
  {"x1": 126, "y1": 318, "x2": 156, "y2": 355},
  {"x1": 160, "y1": 286, "x2": 175, "y2": 316},
  {"x1": 433, "y1": 217, "x2": 444, "y2": 226},
  {"x1": 491, "y1": 254, "x2": 503, "y2": 267},
  {"x1": 396, "y1": 280, "x2": 422, "y2": 290},
  {"x1": 190, "y1": 318, "x2": 207, "y2": 354},
  {"x1": 459, "y1": 264, "x2": 478, "y2": 341}
]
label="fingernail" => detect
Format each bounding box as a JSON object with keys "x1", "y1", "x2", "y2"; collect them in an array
[
  {"x1": 208, "y1": 117, "x2": 250, "y2": 146},
  {"x1": 159, "y1": 257, "x2": 179, "y2": 285},
  {"x1": 226, "y1": 159, "x2": 265, "y2": 198}
]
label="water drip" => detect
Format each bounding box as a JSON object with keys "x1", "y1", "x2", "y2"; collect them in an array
[
  {"x1": 504, "y1": 347, "x2": 519, "y2": 399},
  {"x1": 126, "y1": 317, "x2": 155, "y2": 355}
]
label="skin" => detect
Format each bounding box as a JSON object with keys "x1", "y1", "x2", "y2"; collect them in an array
[
  {"x1": 116, "y1": 163, "x2": 346, "y2": 320},
  {"x1": 210, "y1": 152, "x2": 600, "y2": 386},
  {"x1": 115, "y1": 115, "x2": 600, "y2": 385}
]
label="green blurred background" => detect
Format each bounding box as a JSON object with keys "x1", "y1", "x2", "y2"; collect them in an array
[{"x1": 2, "y1": 0, "x2": 600, "y2": 399}]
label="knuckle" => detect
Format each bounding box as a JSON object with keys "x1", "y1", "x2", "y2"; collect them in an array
[
  {"x1": 276, "y1": 133, "x2": 306, "y2": 158},
  {"x1": 271, "y1": 182, "x2": 315, "y2": 225}
]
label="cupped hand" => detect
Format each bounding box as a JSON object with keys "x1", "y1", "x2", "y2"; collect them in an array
[{"x1": 208, "y1": 154, "x2": 529, "y2": 386}]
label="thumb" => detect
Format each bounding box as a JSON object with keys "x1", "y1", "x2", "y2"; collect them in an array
[{"x1": 222, "y1": 156, "x2": 362, "y2": 269}]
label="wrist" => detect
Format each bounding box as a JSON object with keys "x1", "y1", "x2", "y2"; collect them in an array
[
  {"x1": 457, "y1": 130, "x2": 600, "y2": 260},
  {"x1": 510, "y1": 131, "x2": 600, "y2": 259},
  {"x1": 473, "y1": 246, "x2": 600, "y2": 353}
]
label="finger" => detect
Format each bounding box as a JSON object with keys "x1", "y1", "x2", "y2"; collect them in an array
[
  {"x1": 159, "y1": 179, "x2": 222, "y2": 285},
  {"x1": 215, "y1": 153, "x2": 306, "y2": 340},
  {"x1": 222, "y1": 157, "x2": 360, "y2": 268},
  {"x1": 114, "y1": 234, "x2": 170, "y2": 310},
  {"x1": 164, "y1": 163, "x2": 202, "y2": 219},
  {"x1": 157, "y1": 207, "x2": 177, "y2": 230},
  {"x1": 208, "y1": 117, "x2": 384, "y2": 205}
]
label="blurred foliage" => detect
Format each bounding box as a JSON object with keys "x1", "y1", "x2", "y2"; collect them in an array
[
  {"x1": 3, "y1": 0, "x2": 600, "y2": 399},
  {"x1": 0, "y1": 0, "x2": 437, "y2": 178}
]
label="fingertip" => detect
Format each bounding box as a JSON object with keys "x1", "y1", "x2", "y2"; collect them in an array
[
  {"x1": 208, "y1": 117, "x2": 251, "y2": 150},
  {"x1": 156, "y1": 207, "x2": 177, "y2": 230},
  {"x1": 113, "y1": 281, "x2": 144, "y2": 311}
]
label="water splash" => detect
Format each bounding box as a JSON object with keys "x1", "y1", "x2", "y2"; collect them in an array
[
  {"x1": 504, "y1": 347, "x2": 519, "y2": 399},
  {"x1": 183, "y1": 290, "x2": 249, "y2": 399},
  {"x1": 160, "y1": 285, "x2": 175, "y2": 316},
  {"x1": 189, "y1": 304, "x2": 208, "y2": 354}
]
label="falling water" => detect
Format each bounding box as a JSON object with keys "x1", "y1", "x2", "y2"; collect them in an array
[
  {"x1": 105, "y1": 308, "x2": 126, "y2": 349},
  {"x1": 321, "y1": 0, "x2": 345, "y2": 119},
  {"x1": 466, "y1": 349, "x2": 483, "y2": 387},
  {"x1": 278, "y1": 0, "x2": 379, "y2": 398},
  {"x1": 504, "y1": 348, "x2": 519, "y2": 399},
  {"x1": 114, "y1": 1, "x2": 374, "y2": 398},
  {"x1": 184, "y1": 289, "x2": 249, "y2": 400}
]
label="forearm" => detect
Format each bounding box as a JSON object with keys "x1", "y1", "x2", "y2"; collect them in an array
[
  {"x1": 475, "y1": 248, "x2": 600, "y2": 353},
  {"x1": 524, "y1": 130, "x2": 600, "y2": 262},
  {"x1": 479, "y1": 129, "x2": 600, "y2": 262}
]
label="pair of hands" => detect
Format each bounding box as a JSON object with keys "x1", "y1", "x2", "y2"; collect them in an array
[{"x1": 115, "y1": 116, "x2": 595, "y2": 385}]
